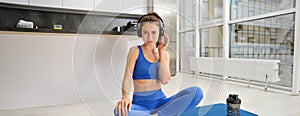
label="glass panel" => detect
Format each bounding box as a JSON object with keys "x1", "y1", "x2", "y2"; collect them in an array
[
  {"x1": 180, "y1": 31, "x2": 196, "y2": 71},
  {"x1": 200, "y1": 26, "x2": 223, "y2": 57},
  {"x1": 230, "y1": 13, "x2": 295, "y2": 87},
  {"x1": 181, "y1": 0, "x2": 196, "y2": 30},
  {"x1": 231, "y1": 0, "x2": 295, "y2": 20},
  {"x1": 201, "y1": 0, "x2": 223, "y2": 22}
]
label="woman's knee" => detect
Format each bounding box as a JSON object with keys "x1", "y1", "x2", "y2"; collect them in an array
[
  {"x1": 195, "y1": 87, "x2": 203, "y2": 101},
  {"x1": 187, "y1": 86, "x2": 203, "y2": 102},
  {"x1": 188, "y1": 86, "x2": 203, "y2": 95}
]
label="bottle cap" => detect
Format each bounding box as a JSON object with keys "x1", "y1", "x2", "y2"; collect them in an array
[{"x1": 227, "y1": 94, "x2": 241, "y2": 104}]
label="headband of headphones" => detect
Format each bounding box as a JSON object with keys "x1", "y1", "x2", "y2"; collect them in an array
[{"x1": 138, "y1": 13, "x2": 165, "y2": 28}]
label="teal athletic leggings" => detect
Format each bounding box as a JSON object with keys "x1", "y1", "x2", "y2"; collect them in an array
[{"x1": 114, "y1": 86, "x2": 203, "y2": 116}]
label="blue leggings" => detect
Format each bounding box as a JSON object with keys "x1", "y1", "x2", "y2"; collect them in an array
[{"x1": 114, "y1": 86, "x2": 203, "y2": 116}]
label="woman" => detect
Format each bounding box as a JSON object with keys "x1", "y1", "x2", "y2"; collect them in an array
[{"x1": 114, "y1": 12, "x2": 203, "y2": 116}]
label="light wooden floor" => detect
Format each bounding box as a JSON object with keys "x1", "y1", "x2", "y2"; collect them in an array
[{"x1": 1, "y1": 72, "x2": 300, "y2": 116}]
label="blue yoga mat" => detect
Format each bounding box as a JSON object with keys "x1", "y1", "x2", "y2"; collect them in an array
[{"x1": 181, "y1": 103, "x2": 258, "y2": 116}]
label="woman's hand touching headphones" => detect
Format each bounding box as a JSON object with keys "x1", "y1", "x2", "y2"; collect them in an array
[{"x1": 157, "y1": 33, "x2": 169, "y2": 54}]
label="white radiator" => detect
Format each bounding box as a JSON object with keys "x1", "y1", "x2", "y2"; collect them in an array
[{"x1": 190, "y1": 57, "x2": 280, "y2": 89}]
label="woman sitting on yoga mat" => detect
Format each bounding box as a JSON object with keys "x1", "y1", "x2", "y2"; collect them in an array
[{"x1": 114, "y1": 12, "x2": 203, "y2": 116}]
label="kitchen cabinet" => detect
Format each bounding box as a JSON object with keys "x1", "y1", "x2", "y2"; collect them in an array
[
  {"x1": 1, "y1": 0, "x2": 147, "y2": 15},
  {"x1": 95, "y1": 0, "x2": 147, "y2": 14},
  {"x1": 122, "y1": 0, "x2": 147, "y2": 14},
  {"x1": 0, "y1": 0, "x2": 28, "y2": 5},
  {"x1": 0, "y1": 31, "x2": 138, "y2": 110},
  {"x1": 63, "y1": 0, "x2": 94, "y2": 10},
  {"x1": 29, "y1": 0, "x2": 62, "y2": 8},
  {"x1": 95, "y1": 0, "x2": 122, "y2": 13}
]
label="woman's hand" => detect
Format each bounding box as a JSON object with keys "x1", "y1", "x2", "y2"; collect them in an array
[{"x1": 116, "y1": 97, "x2": 132, "y2": 116}]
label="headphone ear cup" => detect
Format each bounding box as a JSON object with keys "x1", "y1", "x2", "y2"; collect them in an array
[
  {"x1": 137, "y1": 23, "x2": 142, "y2": 37},
  {"x1": 160, "y1": 27, "x2": 164, "y2": 37},
  {"x1": 137, "y1": 29, "x2": 141, "y2": 37}
]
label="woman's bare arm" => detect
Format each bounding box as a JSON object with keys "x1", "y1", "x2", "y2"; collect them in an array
[
  {"x1": 116, "y1": 46, "x2": 138, "y2": 116},
  {"x1": 121, "y1": 46, "x2": 138, "y2": 99},
  {"x1": 158, "y1": 34, "x2": 171, "y2": 84}
]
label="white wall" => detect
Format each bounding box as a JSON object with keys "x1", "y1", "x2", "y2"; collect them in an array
[{"x1": 154, "y1": 0, "x2": 177, "y2": 75}]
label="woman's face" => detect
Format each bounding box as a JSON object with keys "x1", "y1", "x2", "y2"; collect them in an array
[{"x1": 141, "y1": 22, "x2": 160, "y2": 47}]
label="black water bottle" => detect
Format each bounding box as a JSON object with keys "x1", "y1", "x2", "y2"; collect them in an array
[{"x1": 227, "y1": 94, "x2": 241, "y2": 116}]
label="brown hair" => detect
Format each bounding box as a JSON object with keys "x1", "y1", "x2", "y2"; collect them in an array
[{"x1": 139, "y1": 11, "x2": 163, "y2": 27}]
